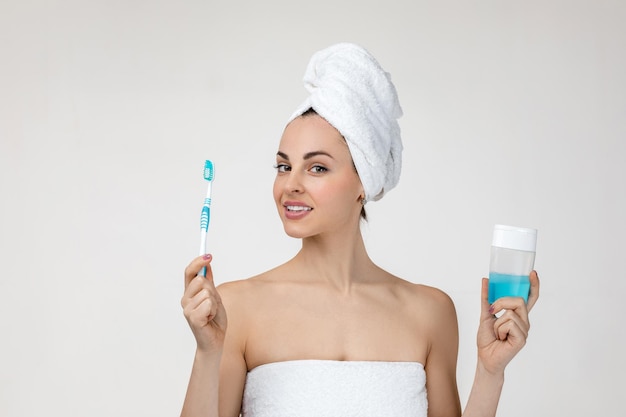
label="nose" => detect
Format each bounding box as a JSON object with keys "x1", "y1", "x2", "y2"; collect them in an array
[{"x1": 283, "y1": 169, "x2": 304, "y2": 194}]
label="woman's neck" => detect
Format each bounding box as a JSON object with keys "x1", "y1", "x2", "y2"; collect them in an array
[{"x1": 292, "y1": 229, "x2": 378, "y2": 293}]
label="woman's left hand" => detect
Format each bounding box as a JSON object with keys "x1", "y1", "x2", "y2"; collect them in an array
[{"x1": 476, "y1": 270, "x2": 540, "y2": 375}]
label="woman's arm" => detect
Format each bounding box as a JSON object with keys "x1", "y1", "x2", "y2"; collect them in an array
[
  {"x1": 425, "y1": 271, "x2": 539, "y2": 417},
  {"x1": 463, "y1": 271, "x2": 540, "y2": 417},
  {"x1": 423, "y1": 288, "x2": 463, "y2": 417},
  {"x1": 181, "y1": 349, "x2": 223, "y2": 417},
  {"x1": 180, "y1": 255, "x2": 247, "y2": 417},
  {"x1": 181, "y1": 340, "x2": 247, "y2": 417}
]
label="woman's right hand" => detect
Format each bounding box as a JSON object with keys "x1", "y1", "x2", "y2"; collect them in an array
[{"x1": 181, "y1": 254, "x2": 228, "y2": 353}]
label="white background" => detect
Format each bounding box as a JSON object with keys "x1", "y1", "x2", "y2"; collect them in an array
[{"x1": 1, "y1": 1, "x2": 624, "y2": 416}]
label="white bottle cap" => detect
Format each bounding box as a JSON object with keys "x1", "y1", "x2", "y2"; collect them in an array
[{"x1": 492, "y1": 224, "x2": 537, "y2": 252}]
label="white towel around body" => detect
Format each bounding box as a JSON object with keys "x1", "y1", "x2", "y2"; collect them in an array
[{"x1": 242, "y1": 360, "x2": 427, "y2": 417}]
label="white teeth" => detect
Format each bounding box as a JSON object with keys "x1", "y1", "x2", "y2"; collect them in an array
[{"x1": 286, "y1": 205, "x2": 312, "y2": 211}]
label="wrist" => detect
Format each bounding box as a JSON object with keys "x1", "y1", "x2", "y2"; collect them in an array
[
  {"x1": 194, "y1": 347, "x2": 223, "y2": 365},
  {"x1": 464, "y1": 361, "x2": 505, "y2": 417},
  {"x1": 476, "y1": 359, "x2": 505, "y2": 386}
]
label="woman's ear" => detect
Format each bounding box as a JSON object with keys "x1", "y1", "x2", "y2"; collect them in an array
[
  {"x1": 357, "y1": 183, "x2": 365, "y2": 202},
  {"x1": 357, "y1": 187, "x2": 366, "y2": 204}
]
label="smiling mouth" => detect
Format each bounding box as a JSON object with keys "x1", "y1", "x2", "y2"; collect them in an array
[{"x1": 285, "y1": 205, "x2": 312, "y2": 212}]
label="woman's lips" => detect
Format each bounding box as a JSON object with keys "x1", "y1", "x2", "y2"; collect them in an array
[{"x1": 283, "y1": 202, "x2": 313, "y2": 220}]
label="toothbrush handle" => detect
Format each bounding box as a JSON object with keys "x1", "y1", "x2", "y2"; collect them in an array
[
  {"x1": 199, "y1": 228, "x2": 207, "y2": 277},
  {"x1": 200, "y1": 204, "x2": 211, "y2": 231},
  {"x1": 199, "y1": 205, "x2": 210, "y2": 277}
]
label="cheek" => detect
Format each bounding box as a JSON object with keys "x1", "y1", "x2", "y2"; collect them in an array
[
  {"x1": 338, "y1": 170, "x2": 363, "y2": 195},
  {"x1": 272, "y1": 178, "x2": 281, "y2": 204},
  {"x1": 320, "y1": 175, "x2": 361, "y2": 203}
]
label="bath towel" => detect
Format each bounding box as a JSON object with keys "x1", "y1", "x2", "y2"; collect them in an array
[
  {"x1": 242, "y1": 360, "x2": 427, "y2": 417},
  {"x1": 289, "y1": 43, "x2": 403, "y2": 202}
]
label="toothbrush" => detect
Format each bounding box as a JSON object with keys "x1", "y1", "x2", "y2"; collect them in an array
[{"x1": 199, "y1": 160, "x2": 214, "y2": 277}]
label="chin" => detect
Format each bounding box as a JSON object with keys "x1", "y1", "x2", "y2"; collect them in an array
[
  {"x1": 280, "y1": 220, "x2": 320, "y2": 239},
  {"x1": 282, "y1": 225, "x2": 313, "y2": 239}
]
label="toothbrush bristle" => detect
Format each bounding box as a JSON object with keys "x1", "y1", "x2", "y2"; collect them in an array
[{"x1": 203, "y1": 160, "x2": 214, "y2": 181}]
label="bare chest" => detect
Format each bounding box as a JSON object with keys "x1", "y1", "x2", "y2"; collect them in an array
[{"x1": 242, "y1": 290, "x2": 429, "y2": 370}]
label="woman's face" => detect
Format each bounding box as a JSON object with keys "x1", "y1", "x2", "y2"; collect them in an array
[{"x1": 273, "y1": 114, "x2": 364, "y2": 239}]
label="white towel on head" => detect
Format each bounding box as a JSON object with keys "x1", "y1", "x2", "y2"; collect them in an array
[{"x1": 288, "y1": 43, "x2": 403, "y2": 202}]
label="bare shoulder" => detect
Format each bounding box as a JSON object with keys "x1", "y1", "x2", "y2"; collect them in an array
[
  {"x1": 390, "y1": 275, "x2": 454, "y2": 305},
  {"x1": 216, "y1": 277, "x2": 255, "y2": 302},
  {"x1": 390, "y1": 276, "x2": 458, "y2": 327},
  {"x1": 216, "y1": 275, "x2": 262, "y2": 311},
  {"x1": 214, "y1": 272, "x2": 279, "y2": 355},
  {"x1": 215, "y1": 267, "x2": 284, "y2": 312}
]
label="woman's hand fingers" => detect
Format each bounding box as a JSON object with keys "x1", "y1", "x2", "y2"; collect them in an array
[
  {"x1": 181, "y1": 254, "x2": 227, "y2": 352},
  {"x1": 490, "y1": 294, "x2": 530, "y2": 323},
  {"x1": 493, "y1": 316, "x2": 528, "y2": 348},
  {"x1": 490, "y1": 295, "x2": 530, "y2": 322},
  {"x1": 181, "y1": 255, "x2": 219, "y2": 321},
  {"x1": 492, "y1": 307, "x2": 530, "y2": 341},
  {"x1": 181, "y1": 273, "x2": 214, "y2": 310},
  {"x1": 480, "y1": 278, "x2": 492, "y2": 321},
  {"x1": 527, "y1": 270, "x2": 540, "y2": 311},
  {"x1": 184, "y1": 288, "x2": 219, "y2": 325},
  {"x1": 183, "y1": 287, "x2": 210, "y2": 312},
  {"x1": 184, "y1": 254, "x2": 214, "y2": 289},
  {"x1": 477, "y1": 274, "x2": 539, "y2": 374}
]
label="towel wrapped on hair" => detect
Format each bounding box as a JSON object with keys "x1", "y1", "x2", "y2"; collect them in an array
[{"x1": 288, "y1": 43, "x2": 404, "y2": 202}]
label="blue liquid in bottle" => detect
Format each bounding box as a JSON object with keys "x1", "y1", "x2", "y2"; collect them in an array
[{"x1": 488, "y1": 272, "x2": 530, "y2": 303}]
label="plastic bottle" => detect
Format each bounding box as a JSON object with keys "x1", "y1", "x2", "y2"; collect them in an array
[{"x1": 489, "y1": 224, "x2": 537, "y2": 303}]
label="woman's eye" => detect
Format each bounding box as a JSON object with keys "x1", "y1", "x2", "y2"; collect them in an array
[
  {"x1": 274, "y1": 163, "x2": 290, "y2": 173},
  {"x1": 310, "y1": 165, "x2": 328, "y2": 173}
]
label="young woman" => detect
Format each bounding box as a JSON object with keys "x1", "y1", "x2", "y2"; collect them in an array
[{"x1": 180, "y1": 43, "x2": 539, "y2": 417}]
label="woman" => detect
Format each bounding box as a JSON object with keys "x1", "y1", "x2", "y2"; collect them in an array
[{"x1": 180, "y1": 43, "x2": 539, "y2": 417}]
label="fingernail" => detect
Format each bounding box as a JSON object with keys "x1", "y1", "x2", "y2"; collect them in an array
[
  {"x1": 488, "y1": 305, "x2": 495, "y2": 315},
  {"x1": 202, "y1": 253, "x2": 212, "y2": 261}
]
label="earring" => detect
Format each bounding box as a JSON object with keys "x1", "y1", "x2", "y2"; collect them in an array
[{"x1": 359, "y1": 195, "x2": 365, "y2": 205}]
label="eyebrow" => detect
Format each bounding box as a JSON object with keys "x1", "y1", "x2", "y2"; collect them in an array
[{"x1": 276, "y1": 150, "x2": 335, "y2": 160}]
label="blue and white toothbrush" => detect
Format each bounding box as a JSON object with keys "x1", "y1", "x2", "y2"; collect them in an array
[{"x1": 199, "y1": 160, "x2": 214, "y2": 277}]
